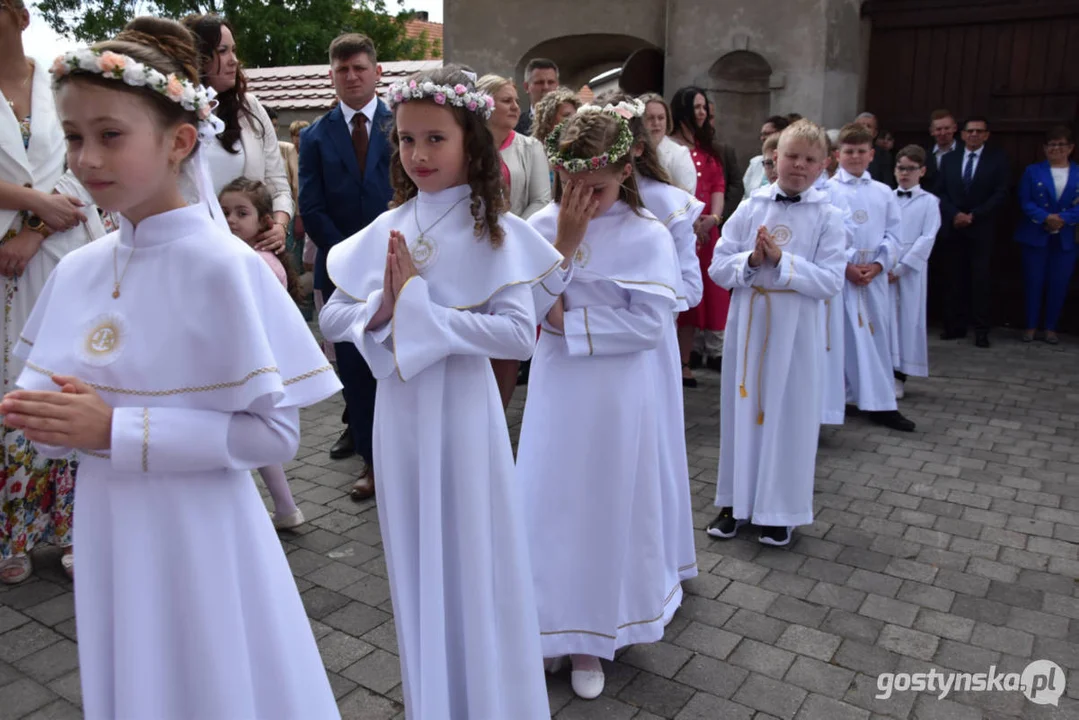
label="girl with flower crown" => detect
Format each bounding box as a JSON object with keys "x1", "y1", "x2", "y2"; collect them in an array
[
  {"x1": 519, "y1": 107, "x2": 682, "y2": 700},
  {"x1": 318, "y1": 65, "x2": 560, "y2": 720},
  {"x1": 0, "y1": 17, "x2": 341, "y2": 719}
]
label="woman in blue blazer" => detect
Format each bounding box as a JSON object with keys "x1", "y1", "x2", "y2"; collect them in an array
[{"x1": 1016, "y1": 126, "x2": 1078, "y2": 343}]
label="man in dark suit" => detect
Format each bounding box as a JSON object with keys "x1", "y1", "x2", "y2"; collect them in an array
[
  {"x1": 513, "y1": 58, "x2": 559, "y2": 136},
  {"x1": 299, "y1": 33, "x2": 394, "y2": 500},
  {"x1": 934, "y1": 115, "x2": 1011, "y2": 348},
  {"x1": 856, "y1": 112, "x2": 897, "y2": 188},
  {"x1": 923, "y1": 108, "x2": 958, "y2": 192}
]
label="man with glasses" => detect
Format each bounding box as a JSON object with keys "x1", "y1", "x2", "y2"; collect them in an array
[{"x1": 934, "y1": 116, "x2": 1010, "y2": 347}]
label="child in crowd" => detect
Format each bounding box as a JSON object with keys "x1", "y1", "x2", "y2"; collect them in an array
[
  {"x1": 2, "y1": 18, "x2": 342, "y2": 718},
  {"x1": 318, "y1": 66, "x2": 558, "y2": 719},
  {"x1": 828, "y1": 124, "x2": 915, "y2": 432},
  {"x1": 520, "y1": 107, "x2": 680, "y2": 699},
  {"x1": 219, "y1": 178, "x2": 305, "y2": 529},
  {"x1": 889, "y1": 145, "x2": 940, "y2": 398},
  {"x1": 705, "y1": 120, "x2": 846, "y2": 547},
  {"x1": 761, "y1": 133, "x2": 780, "y2": 184}
]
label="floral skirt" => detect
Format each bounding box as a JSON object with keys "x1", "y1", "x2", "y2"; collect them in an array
[{"x1": 0, "y1": 428, "x2": 76, "y2": 560}]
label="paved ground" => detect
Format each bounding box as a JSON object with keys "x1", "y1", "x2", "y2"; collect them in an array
[{"x1": 1, "y1": 330, "x2": 1078, "y2": 720}]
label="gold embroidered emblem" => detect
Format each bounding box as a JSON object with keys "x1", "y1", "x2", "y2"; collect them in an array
[
  {"x1": 86, "y1": 321, "x2": 120, "y2": 356},
  {"x1": 771, "y1": 224, "x2": 793, "y2": 246},
  {"x1": 852, "y1": 209, "x2": 869, "y2": 224},
  {"x1": 574, "y1": 242, "x2": 591, "y2": 268},
  {"x1": 410, "y1": 234, "x2": 438, "y2": 271},
  {"x1": 78, "y1": 313, "x2": 128, "y2": 367}
]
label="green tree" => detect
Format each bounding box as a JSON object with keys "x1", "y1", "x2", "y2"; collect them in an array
[{"x1": 33, "y1": 0, "x2": 438, "y2": 66}]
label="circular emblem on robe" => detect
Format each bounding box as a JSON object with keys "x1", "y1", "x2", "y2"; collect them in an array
[
  {"x1": 770, "y1": 225, "x2": 793, "y2": 247},
  {"x1": 573, "y1": 242, "x2": 591, "y2": 268},
  {"x1": 410, "y1": 234, "x2": 439, "y2": 272},
  {"x1": 852, "y1": 209, "x2": 869, "y2": 224},
  {"x1": 78, "y1": 313, "x2": 127, "y2": 367}
]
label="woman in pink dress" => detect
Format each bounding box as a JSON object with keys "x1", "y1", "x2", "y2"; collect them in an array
[{"x1": 669, "y1": 87, "x2": 728, "y2": 387}]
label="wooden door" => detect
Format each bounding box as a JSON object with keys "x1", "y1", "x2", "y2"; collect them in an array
[{"x1": 863, "y1": 0, "x2": 1079, "y2": 333}]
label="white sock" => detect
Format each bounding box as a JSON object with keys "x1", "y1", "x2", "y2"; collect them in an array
[{"x1": 258, "y1": 465, "x2": 298, "y2": 516}]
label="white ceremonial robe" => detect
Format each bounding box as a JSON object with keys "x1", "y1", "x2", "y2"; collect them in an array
[
  {"x1": 709, "y1": 185, "x2": 846, "y2": 526},
  {"x1": 521, "y1": 201, "x2": 681, "y2": 659},
  {"x1": 637, "y1": 177, "x2": 704, "y2": 602},
  {"x1": 13, "y1": 205, "x2": 342, "y2": 720},
  {"x1": 828, "y1": 169, "x2": 902, "y2": 412},
  {"x1": 813, "y1": 171, "x2": 853, "y2": 425},
  {"x1": 890, "y1": 186, "x2": 940, "y2": 376},
  {"x1": 319, "y1": 184, "x2": 560, "y2": 720}
]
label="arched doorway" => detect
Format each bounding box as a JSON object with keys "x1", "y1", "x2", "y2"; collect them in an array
[
  {"x1": 707, "y1": 50, "x2": 772, "y2": 166},
  {"x1": 515, "y1": 34, "x2": 660, "y2": 96}
]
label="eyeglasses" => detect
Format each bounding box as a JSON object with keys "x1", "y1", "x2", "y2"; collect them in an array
[
  {"x1": 1046, "y1": 142, "x2": 1073, "y2": 149},
  {"x1": 762, "y1": 160, "x2": 775, "y2": 168},
  {"x1": 895, "y1": 165, "x2": 922, "y2": 173}
]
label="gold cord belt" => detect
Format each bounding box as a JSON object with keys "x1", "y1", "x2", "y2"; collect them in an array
[
  {"x1": 824, "y1": 298, "x2": 832, "y2": 352},
  {"x1": 856, "y1": 249, "x2": 875, "y2": 335},
  {"x1": 739, "y1": 286, "x2": 797, "y2": 425}
]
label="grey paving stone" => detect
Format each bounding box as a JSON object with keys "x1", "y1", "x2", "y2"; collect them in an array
[
  {"x1": 618, "y1": 641, "x2": 693, "y2": 679},
  {"x1": 315, "y1": 629, "x2": 375, "y2": 673},
  {"x1": 876, "y1": 624, "x2": 940, "y2": 661},
  {"x1": 895, "y1": 581, "x2": 955, "y2": 613},
  {"x1": 933, "y1": 569, "x2": 990, "y2": 597},
  {"x1": 805, "y1": 582, "x2": 866, "y2": 613},
  {"x1": 672, "y1": 654, "x2": 749, "y2": 698},
  {"x1": 766, "y1": 595, "x2": 829, "y2": 628},
  {"x1": 44, "y1": 669, "x2": 79, "y2": 706},
  {"x1": 731, "y1": 673, "x2": 808, "y2": 720},
  {"x1": 1007, "y1": 606, "x2": 1070, "y2": 638},
  {"x1": 776, "y1": 625, "x2": 842, "y2": 662},
  {"x1": 784, "y1": 655, "x2": 855, "y2": 698},
  {"x1": 910, "y1": 694, "x2": 983, "y2": 720},
  {"x1": 673, "y1": 692, "x2": 754, "y2": 720},
  {"x1": 822, "y1": 609, "x2": 883, "y2": 644},
  {"x1": 842, "y1": 672, "x2": 917, "y2": 718},
  {"x1": 797, "y1": 557, "x2": 853, "y2": 585},
  {"x1": 0, "y1": 608, "x2": 30, "y2": 636},
  {"x1": 0, "y1": 677, "x2": 56, "y2": 720},
  {"x1": 858, "y1": 594, "x2": 919, "y2": 627},
  {"x1": 832, "y1": 640, "x2": 900, "y2": 676},
  {"x1": 724, "y1": 609, "x2": 788, "y2": 644},
  {"x1": 13, "y1": 639, "x2": 79, "y2": 684},
  {"x1": 20, "y1": 698, "x2": 82, "y2": 720},
  {"x1": 616, "y1": 671, "x2": 694, "y2": 718},
  {"x1": 969, "y1": 622, "x2": 1035, "y2": 657},
  {"x1": 0, "y1": 624, "x2": 61, "y2": 664},
  {"x1": 335, "y1": 686, "x2": 401, "y2": 720},
  {"x1": 673, "y1": 621, "x2": 741, "y2": 661},
  {"x1": 965, "y1": 557, "x2": 1020, "y2": 583},
  {"x1": 882, "y1": 558, "x2": 938, "y2": 585},
  {"x1": 340, "y1": 648, "x2": 401, "y2": 694},
  {"x1": 759, "y1": 571, "x2": 817, "y2": 599},
  {"x1": 793, "y1": 692, "x2": 868, "y2": 720},
  {"x1": 718, "y1": 582, "x2": 779, "y2": 614},
  {"x1": 846, "y1": 570, "x2": 903, "y2": 598},
  {"x1": 933, "y1": 639, "x2": 1001, "y2": 674},
  {"x1": 912, "y1": 609, "x2": 976, "y2": 643},
  {"x1": 321, "y1": 601, "x2": 392, "y2": 638},
  {"x1": 728, "y1": 638, "x2": 796, "y2": 679}
]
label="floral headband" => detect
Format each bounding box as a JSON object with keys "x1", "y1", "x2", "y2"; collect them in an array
[
  {"x1": 50, "y1": 49, "x2": 224, "y2": 139},
  {"x1": 545, "y1": 103, "x2": 636, "y2": 174},
  {"x1": 386, "y1": 79, "x2": 495, "y2": 120}
]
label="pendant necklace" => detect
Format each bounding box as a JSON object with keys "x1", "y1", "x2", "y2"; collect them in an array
[
  {"x1": 112, "y1": 244, "x2": 135, "y2": 298},
  {"x1": 410, "y1": 195, "x2": 469, "y2": 270}
]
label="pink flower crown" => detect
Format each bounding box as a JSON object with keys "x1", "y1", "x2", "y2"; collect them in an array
[
  {"x1": 386, "y1": 79, "x2": 495, "y2": 120},
  {"x1": 51, "y1": 49, "x2": 224, "y2": 139}
]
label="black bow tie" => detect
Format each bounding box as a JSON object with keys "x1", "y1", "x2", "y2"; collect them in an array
[
  {"x1": 775, "y1": 194, "x2": 801, "y2": 204},
  {"x1": 897, "y1": 190, "x2": 913, "y2": 198}
]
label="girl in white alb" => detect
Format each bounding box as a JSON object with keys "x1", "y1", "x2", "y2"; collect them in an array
[
  {"x1": 1, "y1": 19, "x2": 341, "y2": 720},
  {"x1": 318, "y1": 66, "x2": 559, "y2": 720},
  {"x1": 520, "y1": 106, "x2": 681, "y2": 700}
]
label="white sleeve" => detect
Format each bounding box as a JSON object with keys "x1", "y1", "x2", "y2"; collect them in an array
[
  {"x1": 249, "y1": 94, "x2": 293, "y2": 218},
  {"x1": 318, "y1": 288, "x2": 397, "y2": 379},
  {"x1": 562, "y1": 290, "x2": 667, "y2": 356},
  {"x1": 896, "y1": 201, "x2": 941, "y2": 276},
  {"x1": 672, "y1": 146, "x2": 698, "y2": 196},
  {"x1": 709, "y1": 202, "x2": 756, "y2": 289}
]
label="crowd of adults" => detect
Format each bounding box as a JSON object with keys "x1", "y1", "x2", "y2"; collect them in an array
[{"x1": 0, "y1": 0, "x2": 1075, "y2": 584}]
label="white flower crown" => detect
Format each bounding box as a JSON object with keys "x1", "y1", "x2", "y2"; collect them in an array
[
  {"x1": 545, "y1": 100, "x2": 641, "y2": 174},
  {"x1": 386, "y1": 79, "x2": 495, "y2": 120},
  {"x1": 50, "y1": 49, "x2": 224, "y2": 139}
]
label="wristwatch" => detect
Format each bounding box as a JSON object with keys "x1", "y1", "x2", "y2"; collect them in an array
[{"x1": 25, "y1": 214, "x2": 53, "y2": 239}]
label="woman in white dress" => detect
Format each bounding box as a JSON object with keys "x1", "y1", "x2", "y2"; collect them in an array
[
  {"x1": 640, "y1": 93, "x2": 696, "y2": 195},
  {"x1": 0, "y1": 0, "x2": 105, "y2": 584},
  {"x1": 520, "y1": 107, "x2": 681, "y2": 701},
  {"x1": 2, "y1": 18, "x2": 341, "y2": 719},
  {"x1": 319, "y1": 66, "x2": 559, "y2": 720}
]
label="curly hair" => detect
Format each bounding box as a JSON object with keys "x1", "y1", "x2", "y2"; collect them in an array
[
  {"x1": 182, "y1": 13, "x2": 261, "y2": 154},
  {"x1": 592, "y1": 90, "x2": 672, "y2": 187},
  {"x1": 389, "y1": 65, "x2": 507, "y2": 247},
  {"x1": 532, "y1": 87, "x2": 581, "y2": 144},
  {"x1": 55, "y1": 17, "x2": 201, "y2": 160},
  {"x1": 551, "y1": 110, "x2": 644, "y2": 214},
  {"x1": 220, "y1": 178, "x2": 302, "y2": 301}
]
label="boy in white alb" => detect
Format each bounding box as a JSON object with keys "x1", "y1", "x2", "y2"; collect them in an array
[
  {"x1": 828, "y1": 124, "x2": 915, "y2": 432},
  {"x1": 889, "y1": 145, "x2": 940, "y2": 398},
  {"x1": 705, "y1": 120, "x2": 846, "y2": 547}
]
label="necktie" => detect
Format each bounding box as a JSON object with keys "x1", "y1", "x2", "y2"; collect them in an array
[
  {"x1": 775, "y1": 194, "x2": 801, "y2": 204},
  {"x1": 897, "y1": 190, "x2": 912, "y2": 198},
  {"x1": 352, "y1": 113, "x2": 368, "y2": 179},
  {"x1": 962, "y1": 151, "x2": 975, "y2": 189}
]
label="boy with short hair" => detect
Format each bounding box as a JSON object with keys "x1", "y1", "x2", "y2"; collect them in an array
[
  {"x1": 706, "y1": 120, "x2": 846, "y2": 547},
  {"x1": 828, "y1": 123, "x2": 915, "y2": 432},
  {"x1": 761, "y1": 133, "x2": 780, "y2": 184},
  {"x1": 889, "y1": 145, "x2": 940, "y2": 398}
]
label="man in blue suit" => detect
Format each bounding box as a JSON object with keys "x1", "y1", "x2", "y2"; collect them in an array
[
  {"x1": 299, "y1": 33, "x2": 394, "y2": 500},
  {"x1": 934, "y1": 116, "x2": 1010, "y2": 348},
  {"x1": 1016, "y1": 126, "x2": 1078, "y2": 344}
]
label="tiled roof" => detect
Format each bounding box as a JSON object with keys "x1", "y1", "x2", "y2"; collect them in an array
[
  {"x1": 404, "y1": 19, "x2": 442, "y2": 59},
  {"x1": 246, "y1": 60, "x2": 442, "y2": 111}
]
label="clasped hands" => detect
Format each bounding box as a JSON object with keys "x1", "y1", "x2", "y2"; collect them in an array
[
  {"x1": 367, "y1": 230, "x2": 418, "y2": 330},
  {"x1": 847, "y1": 261, "x2": 884, "y2": 286},
  {"x1": 0, "y1": 375, "x2": 113, "y2": 450},
  {"x1": 747, "y1": 225, "x2": 782, "y2": 268},
  {"x1": 953, "y1": 212, "x2": 974, "y2": 229},
  {"x1": 1044, "y1": 214, "x2": 1065, "y2": 233}
]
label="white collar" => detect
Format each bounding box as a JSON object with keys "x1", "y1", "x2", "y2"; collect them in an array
[
  {"x1": 340, "y1": 95, "x2": 379, "y2": 128},
  {"x1": 964, "y1": 146, "x2": 983, "y2": 158},
  {"x1": 837, "y1": 167, "x2": 871, "y2": 184},
  {"x1": 935, "y1": 141, "x2": 956, "y2": 154}
]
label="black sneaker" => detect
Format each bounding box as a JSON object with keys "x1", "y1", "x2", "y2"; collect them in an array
[
  {"x1": 867, "y1": 410, "x2": 916, "y2": 432},
  {"x1": 706, "y1": 507, "x2": 744, "y2": 539},
  {"x1": 759, "y1": 526, "x2": 791, "y2": 546}
]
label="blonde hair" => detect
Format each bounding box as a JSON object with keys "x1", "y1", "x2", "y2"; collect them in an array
[
  {"x1": 551, "y1": 111, "x2": 644, "y2": 214},
  {"x1": 638, "y1": 93, "x2": 673, "y2": 135},
  {"x1": 762, "y1": 134, "x2": 780, "y2": 155},
  {"x1": 532, "y1": 87, "x2": 581, "y2": 143},
  {"x1": 475, "y1": 74, "x2": 514, "y2": 97},
  {"x1": 289, "y1": 120, "x2": 310, "y2": 136},
  {"x1": 778, "y1": 119, "x2": 829, "y2": 155}
]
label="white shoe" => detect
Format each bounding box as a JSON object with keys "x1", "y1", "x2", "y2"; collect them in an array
[
  {"x1": 570, "y1": 655, "x2": 605, "y2": 700},
  {"x1": 272, "y1": 508, "x2": 305, "y2": 530},
  {"x1": 894, "y1": 378, "x2": 905, "y2": 399}
]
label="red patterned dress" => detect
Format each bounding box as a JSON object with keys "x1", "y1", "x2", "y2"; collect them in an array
[{"x1": 678, "y1": 145, "x2": 730, "y2": 331}]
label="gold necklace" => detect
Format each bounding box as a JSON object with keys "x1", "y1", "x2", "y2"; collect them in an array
[
  {"x1": 4, "y1": 60, "x2": 32, "y2": 112},
  {"x1": 112, "y1": 245, "x2": 135, "y2": 299}
]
